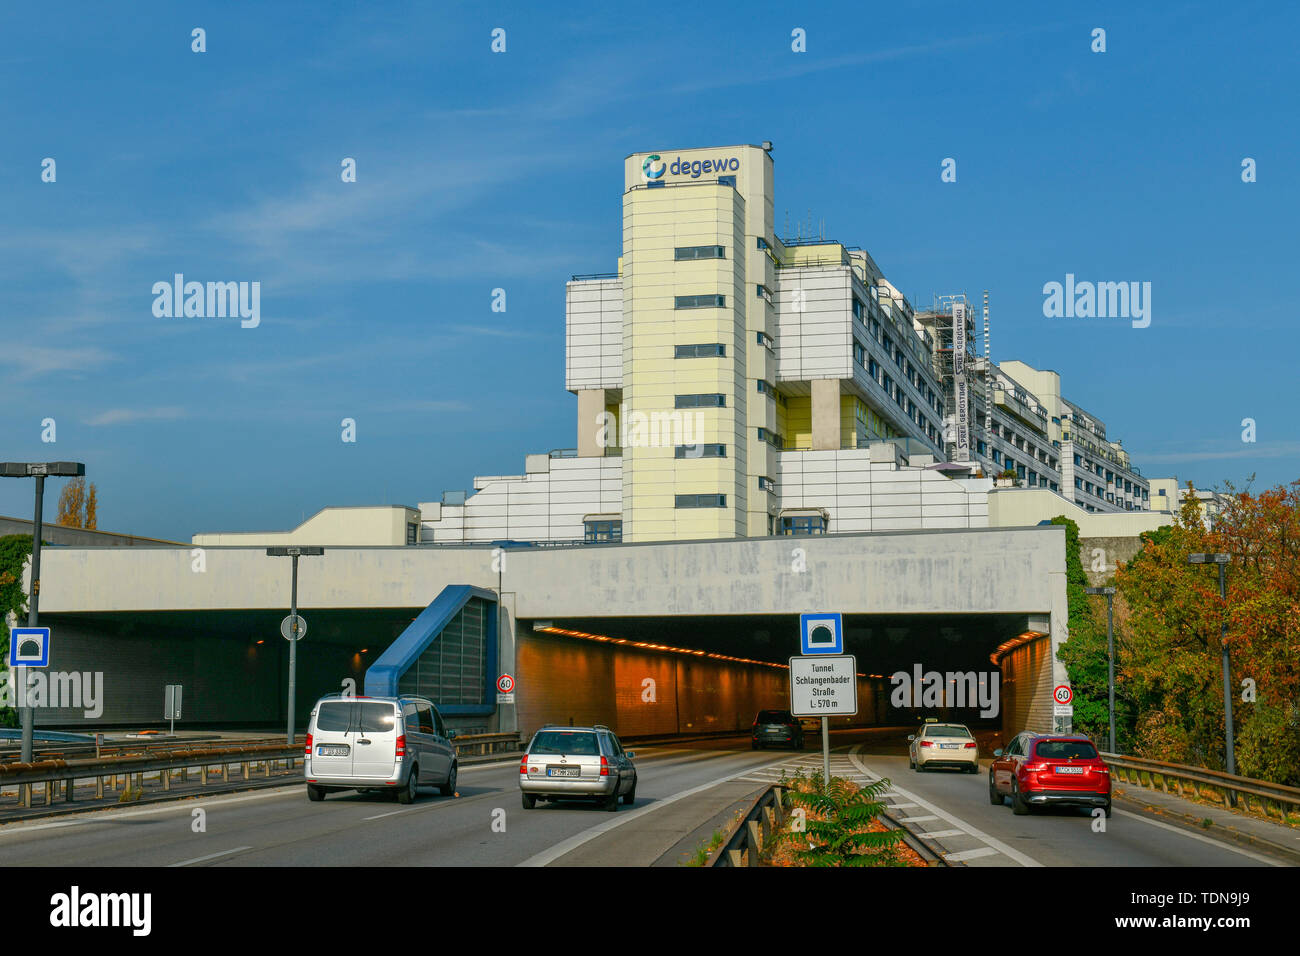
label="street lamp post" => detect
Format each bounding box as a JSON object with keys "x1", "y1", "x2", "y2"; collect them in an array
[
  {"x1": 1188, "y1": 553, "x2": 1235, "y2": 782},
  {"x1": 1084, "y1": 586, "x2": 1117, "y2": 753},
  {"x1": 267, "y1": 546, "x2": 324, "y2": 744},
  {"x1": 1, "y1": 461, "x2": 86, "y2": 764}
]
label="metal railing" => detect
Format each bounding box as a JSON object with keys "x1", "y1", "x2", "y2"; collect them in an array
[
  {"x1": 711, "y1": 785, "x2": 946, "y2": 867},
  {"x1": 1102, "y1": 753, "x2": 1300, "y2": 818},
  {"x1": 0, "y1": 742, "x2": 303, "y2": 810}
]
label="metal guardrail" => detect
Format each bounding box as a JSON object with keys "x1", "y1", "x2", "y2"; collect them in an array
[
  {"x1": 0, "y1": 733, "x2": 520, "y2": 812},
  {"x1": 1102, "y1": 752, "x2": 1300, "y2": 818},
  {"x1": 711, "y1": 785, "x2": 946, "y2": 867},
  {"x1": 0, "y1": 743, "x2": 302, "y2": 810}
]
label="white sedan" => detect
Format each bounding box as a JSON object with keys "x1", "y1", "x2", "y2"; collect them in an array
[{"x1": 908, "y1": 722, "x2": 980, "y2": 773}]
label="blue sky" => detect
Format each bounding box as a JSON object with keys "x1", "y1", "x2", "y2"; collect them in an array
[{"x1": 1, "y1": 0, "x2": 1296, "y2": 541}]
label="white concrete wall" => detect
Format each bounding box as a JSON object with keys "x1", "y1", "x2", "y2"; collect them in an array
[
  {"x1": 37, "y1": 526, "x2": 1066, "y2": 621},
  {"x1": 987, "y1": 487, "x2": 1174, "y2": 536},
  {"x1": 773, "y1": 267, "x2": 853, "y2": 381},
  {"x1": 565, "y1": 278, "x2": 623, "y2": 392},
  {"x1": 421, "y1": 456, "x2": 622, "y2": 543},
  {"x1": 777, "y1": 450, "x2": 991, "y2": 532},
  {"x1": 192, "y1": 506, "x2": 418, "y2": 547}
]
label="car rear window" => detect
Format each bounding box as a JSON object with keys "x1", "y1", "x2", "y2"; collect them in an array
[
  {"x1": 530, "y1": 731, "x2": 600, "y2": 755},
  {"x1": 757, "y1": 711, "x2": 793, "y2": 723},
  {"x1": 925, "y1": 725, "x2": 972, "y2": 738},
  {"x1": 1035, "y1": 740, "x2": 1098, "y2": 760},
  {"x1": 313, "y1": 701, "x2": 397, "y2": 733}
]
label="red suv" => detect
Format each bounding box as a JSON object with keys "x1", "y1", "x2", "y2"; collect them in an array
[{"x1": 989, "y1": 733, "x2": 1111, "y2": 817}]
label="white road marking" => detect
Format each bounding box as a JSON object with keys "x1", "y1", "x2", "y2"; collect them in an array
[
  {"x1": 516, "y1": 756, "x2": 787, "y2": 867},
  {"x1": 886, "y1": 802, "x2": 919, "y2": 809},
  {"x1": 0, "y1": 788, "x2": 295, "y2": 836},
  {"x1": 947, "y1": 847, "x2": 999, "y2": 862},
  {"x1": 917, "y1": 829, "x2": 966, "y2": 839},
  {"x1": 896, "y1": 815, "x2": 940, "y2": 823},
  {"x1": 167, "y1": 846, "x2": 252, "y2": 867},
  {"x1": 1113, "y1": 810, "x2": 1286, "y2": 867},
  {"x1": 850, "y1": 746, "x2": 1044, "y2": 868}
]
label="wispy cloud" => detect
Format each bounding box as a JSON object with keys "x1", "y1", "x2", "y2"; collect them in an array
[
  {"x1": 0, "y1": 344, "x2": 116, "y2": 379},
  {"x1": 84, "y1": 406, "x2": 187, "y2": 426},
  {"x1": 1141, "y1": 441, "x2": 1300, "y2": 464}
]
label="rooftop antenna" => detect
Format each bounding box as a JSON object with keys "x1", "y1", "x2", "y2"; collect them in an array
[
  {"x1": 983, "y1": 289, "x2": 992, "y2": 441},
  {"x1": 784, "y1": 208, "x2": 789, "y2": 240}
]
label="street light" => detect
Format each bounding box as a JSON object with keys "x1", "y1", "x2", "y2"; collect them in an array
[
  {"x1": 1188, "y1": 552, "x2": 1235, "y2": 782},
  {"x1": 1084, "y1": 586, "x2": 1117, "y2": 753},
  {"x1": 0, "y1": 461, "x2": 86, "y2": 763},
  {"x1": 267, "y1": 546, "x2": 324, "y2": 743}
]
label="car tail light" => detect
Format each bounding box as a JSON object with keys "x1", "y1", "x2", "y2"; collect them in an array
[
  {"x1": 1023, "y1": 761, "x2": 1048, "y2": 772},
  {"x1": 395, "y1": 734, "x2": 406, "y2": 759},
  {"x1": 304, "y1": 733, "x2": 313, "y2": 757},
  {"x1": 964, "y1": 742, "x2": 977, "y2": 749},
  {"x1": 600, "y1": 756, "x2": 609, "y2": 776},
  {"x1": 920, "y1": 740, "x2": 933, "y2": 748},
  {"x1": 520, "y1": 757, "x2": 528, "y2": 775}
]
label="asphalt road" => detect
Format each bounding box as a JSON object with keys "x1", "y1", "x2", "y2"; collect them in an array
[{"x1": 0, "y1": 730, "x2": 1287, "y2": 867}]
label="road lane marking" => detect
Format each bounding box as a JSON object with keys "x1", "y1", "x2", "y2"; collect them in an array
[
  {"x1": 917, "y1": 829, "x2": 965, "y2": 839},
  {"x1": 896, "y1": 815, "x2": 940, "y2": 823},
  {"x1": 167, "y1": 846, "x2": 252, "y2": 867},
  {"x1": 515, "y1": 755, "x2": 787, "y2": 867},
  {"x1": 0, "y1": 788, "x2": 297, "y2": 836},
  {"x1": 1113, "y1": 809, "x2": 1285, "y2": 866},
  {"x1": 947, "y1": 847, "x2": 999, "y2": 862},
  {"x1": 887, "y1": 802, "x2": 919, "y2": 809},
  {"x1": 849, "y1": 746, "x2": 1044, "y2": 868}
]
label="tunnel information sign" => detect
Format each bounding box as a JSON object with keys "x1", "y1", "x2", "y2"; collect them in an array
[{"x1": 789, "y1": 655, "x2": 858, "y2": 716}]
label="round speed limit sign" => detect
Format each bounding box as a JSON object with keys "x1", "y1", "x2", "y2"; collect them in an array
[
  {"x1": 497, "y1": 674, "x2": 514, "y2": 694},
  {"x1": 1053, "y1": 684, "x2": 1073, "y2": 706}
]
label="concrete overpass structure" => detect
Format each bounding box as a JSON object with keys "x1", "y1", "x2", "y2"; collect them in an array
[{"x1": 26, "y1": 525, "x2": 1069, "y2": 740}]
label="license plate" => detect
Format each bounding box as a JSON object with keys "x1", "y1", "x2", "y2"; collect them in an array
[
  {"x1": 940, "y1": 743, "x2": 959, "y2": 749},
  {"x1": 317, "y1": 745, "x2": 349, "y2": 757},
  {"x1": 547, "y1": 766, "x2": 580, "y2": 777},
  {"x1": 1056, "y1": 766, "x2": 1084, "y2": 774}
]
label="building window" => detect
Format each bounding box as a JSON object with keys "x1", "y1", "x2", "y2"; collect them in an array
[
  {"x1": 781, "y1": 515, "x2": 826, "y2": 536},
  {"x1": 852, "y1": 298, "x2": 864, "y2": 320},
  {"x1": 675, "y1": 494, "x2": 726, "y2": 508},
  {"x1": 756, "y1": 331, "x2": 774, "y2": 349},
  {"x1": 992, "y1": 449, "x2": 1002, "y2": 464},
  {"x1": 758, "y1": 475, "x2": 775, "y2": 492},
  {"x1": 853, "y1": 342, "x2": 865, "y2": 365},
  {"x1": 674, "y1": 294, "x2": 726, "y2": 309},
  {"x1": 675, "y1": 393, "x2": 726, "y2": 408},
  {"x1": 583, "y1": 519, "x2": 622, "y2": 543},
  {"x1": 406, "y1": 523, "x2": 419, "y2": 545},
  {"x1": 868, "y1": 357, "x2": 879, "y2": 378},
  {"x1": 674, "y1": 343, "x2": 726, "y2": 358},
  {"x1": 674, "y1": 245, "x2": 726, "y2": 261},
  {"x1": 756, "y1": 427, "x2": 785, "y2": 449},
  {"x1": 1075, "y1": 477, "x2": 1083, "y2": 489},
  {"x1": 757, "y1": 237, "x2": 770, "y2": 250},
  {"x1": 717, "y1": 175, "x2": 736, "y2": 187},
  {"x1": 675, "y1": 444, "x2": 726, "y2": 458},
  {"x1": 756, "y1": 284, "x2": 773, "y2": 303}
]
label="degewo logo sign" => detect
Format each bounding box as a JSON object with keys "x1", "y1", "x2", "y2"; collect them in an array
[{"x1": 641, "y1": 153, "x2": 740, "y2": 182}]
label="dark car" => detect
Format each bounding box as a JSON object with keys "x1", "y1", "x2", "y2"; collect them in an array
[
  {"x1": 752, "y1": 709, "x2": 804, "y2": 750},
  {"x1": 989, "y1": 732, "x2": 1112, "y2": 816}
]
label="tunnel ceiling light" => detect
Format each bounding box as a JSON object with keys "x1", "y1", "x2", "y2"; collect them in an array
[
  {"x1": 989, "y1": 629, "x2": 1049, "y2": 666},
  {"x1": 532, "y1": 625, "x2": 791, "y2": 670}
]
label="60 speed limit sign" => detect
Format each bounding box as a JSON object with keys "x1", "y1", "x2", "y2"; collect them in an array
[{"x1": 1053, "y1": 684, "x2": 1073, "y2": 706}]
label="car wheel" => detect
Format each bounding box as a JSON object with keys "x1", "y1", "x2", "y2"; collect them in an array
[
  {"x1": 521, "y1": 792, "x2": 536, "y2": 810},
  {"x1": 440, "y1": 762, "x2": 457, "y2": 797},
  {"x1": 1102, "y1": 799, "x2": 1112, "y2": 818},
  {"x1": 622, "y1": 782, "x2": 636, "y2": 806},
  {"x1": 397, "y1": 767, "x2": 418, "y2": 805},
  {"x1": 1011, "y1": 779, "x2": 1030, "y2": 816},
  {"x1": 966, "y1": 763, "x2": 979, "y2": 774},
  {"x1": 307, "y1": 784, "x2": 325, "y2": 802},
  {"x1": 909, "y1": 755, "x2": 916, "y2": 770},
  {"x1": 604, "y1": 789, "x2": 619, "y2": 812},
  {"x1": 988, "y1": 774, "x2": 1002, "y2": 805}
]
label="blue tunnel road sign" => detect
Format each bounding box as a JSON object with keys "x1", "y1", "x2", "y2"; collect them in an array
[
  {"x1": 8, "y1": 627, "x2": 50, "y2": 667},
  {"x1": 799, "y1": 613, "x2": 843, "y2": 655}
]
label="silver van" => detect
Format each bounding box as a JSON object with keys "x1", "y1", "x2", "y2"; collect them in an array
[{"x1": 305, "y1": 694, "x2": 457, "y2": 804}]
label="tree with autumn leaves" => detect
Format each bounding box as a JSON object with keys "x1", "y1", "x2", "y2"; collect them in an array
[
  {"x1": 56, "y1": 476, "x2": 97, "y2": 529},
  {"x1": 1058, "y1": 480, "x2": 1300, "y2": 786}
]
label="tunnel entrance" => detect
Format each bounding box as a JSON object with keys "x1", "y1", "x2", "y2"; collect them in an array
[{"x1": 518, "y1": 612, "x2": 1044, "y2": 742}]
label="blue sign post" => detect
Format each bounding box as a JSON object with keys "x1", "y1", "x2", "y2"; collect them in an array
[
  {"x1": 799, "y1": 612, "x2": 843, "y2": 656},
  {"x1": 8, "y1": 627, "x2": 50, "y2": 668}
]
